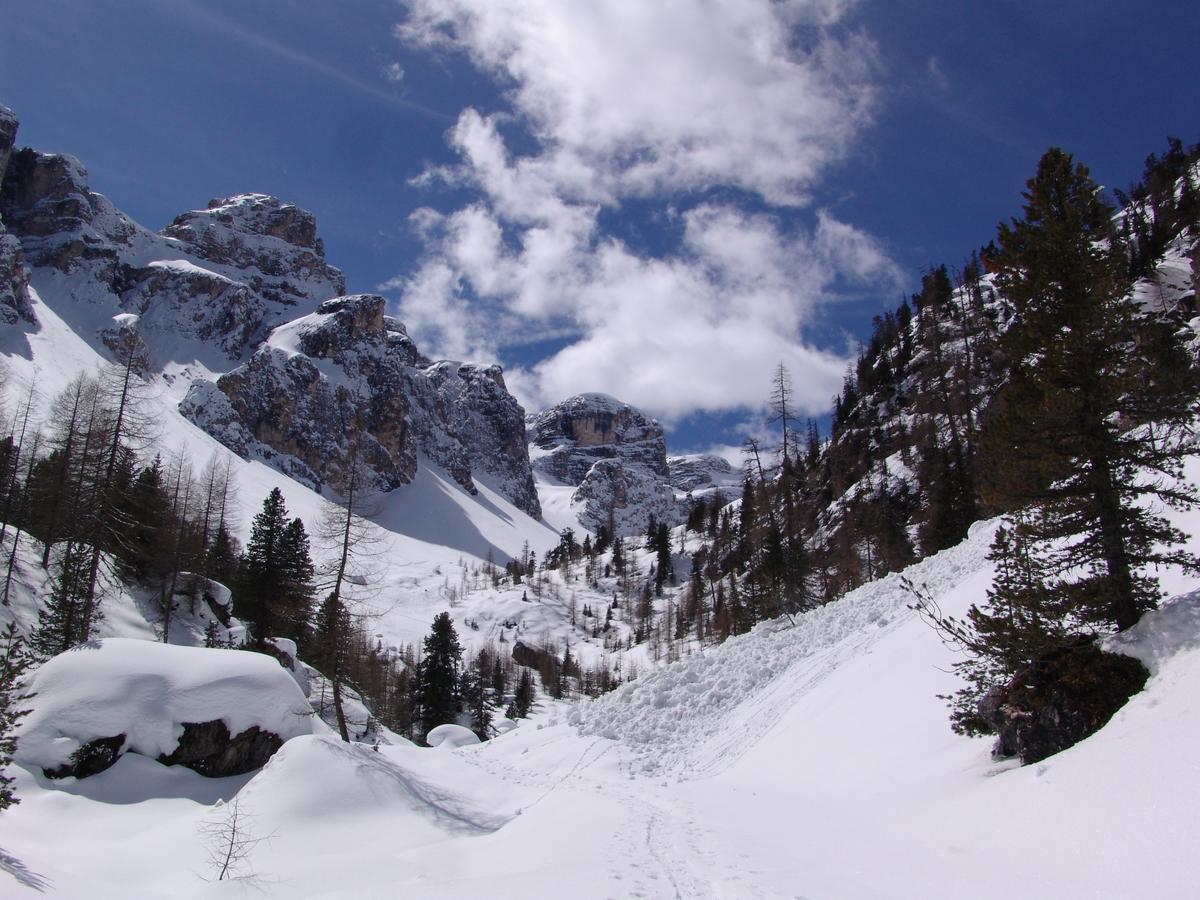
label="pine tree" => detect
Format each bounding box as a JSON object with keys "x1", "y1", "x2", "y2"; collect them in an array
[
  {"x1": 0, "y1": 622, "x2": 33, "y2": 810},
  {"x1": 979, "y1": 147, "x2": 1200, "y2": 633},
  {"x1": 237, "y1": 489, "x2": 312, "y2": 649},
  {"x1": 512, "y1": 667, "x2": 535, "y2": 718},
  {"x1": 416, "y1": 612, "x2": 462, "y2": 741}
]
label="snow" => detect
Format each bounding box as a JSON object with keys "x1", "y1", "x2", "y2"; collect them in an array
[
  {"x1": 16, "y1": 639, "x2": 316, "y2": 772},
  {"x1": 2, "y1": 172, "x2": 1200, "y2": 896},
  {"x1": 5, "y1": 504, "x2": 1200, "y2": 896},
  {"x1": 426, "y1": 724, "x2": 482, "y2": 748}
]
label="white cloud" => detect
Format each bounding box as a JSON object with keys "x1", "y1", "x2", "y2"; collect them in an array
[
  {"x1": 389, "y1": 0, "x2": 897, "y2": 424},
  {"x1": 399, "y1": 0, "x2": 877, "y2": 205}
]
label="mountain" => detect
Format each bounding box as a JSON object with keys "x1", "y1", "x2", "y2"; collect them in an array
[
  {"x1": 528, "y1": 392, "x2": 679, "y2": 536},
  {"x1": 182, "y1": 292, "x2": 540, "y2": 515},
  {"x1": 2, "y1": 101, "x2": 1200, "y2": 898}
]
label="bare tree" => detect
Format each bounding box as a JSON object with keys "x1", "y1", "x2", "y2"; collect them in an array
[
  {"x1": 198, "y1": 794, "x2": 270, "y2": 882},
  {"x1": 314, "y1": 410, "x2": 384, "y2": 742}
]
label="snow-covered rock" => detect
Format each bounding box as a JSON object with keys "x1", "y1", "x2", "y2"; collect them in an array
[
  {"x1": 667, "y1": 453, "x2": 741, "y2": 494},
  {"x1": 0, "y1": 109, "x2": 39, "y2": 325},
  {"x1": 0, "y1": 120, "x2": 343, "y2": 361},
  {"x1": 529, "y1": 393, "x2": 678, "y2": 535},
  {"x1": 425, "y1": 724, "x2": 481, "y2": 749},
  {"x1": 161, "y1": 192, "x2": 344, "y2": 315},
  {"x1": 16, "y1": 638, "x2": 315, "y2": 778},
  {"x1": 182, "y1": 293, "x2": 541, "y2": 514}
]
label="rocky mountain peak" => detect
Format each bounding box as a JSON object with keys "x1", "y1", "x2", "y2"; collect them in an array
[
  {"x1": 529, "y1": 394, "x2": 678, "y2": 535},
  {"x1": 0, "y1": 105, "x2": 18, "y2": 185},
  {"x1": 0, "y1": 131, "x2": 344, "y2": 361},
  {"x1": 166, "y1": 193, "x2": 327, "y2": 258},
  {"x1": 182, "y1": 295, "x2": 540, "y2": 516},
  {"x1": 0, "y1": 107, "x2": 35, "y2": 326}
]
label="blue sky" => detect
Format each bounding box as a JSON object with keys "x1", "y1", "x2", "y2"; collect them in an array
[{"x1": 2, "y1": 0, "x2": 1198, "y2": 455}]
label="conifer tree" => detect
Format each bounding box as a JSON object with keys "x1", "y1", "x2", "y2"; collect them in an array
[
  {"x1": 238, "y1": 489, "x2": 313, "y2": 649},
  {"x1": 416, "y1": 612, "x2": 462, "y2": 741},
  {"x1": 0, "y1": 622, "x2": 33, "y2": 810},
  {"x1": 979, "y1": 147, "x2": 1200, "y2": 634}
]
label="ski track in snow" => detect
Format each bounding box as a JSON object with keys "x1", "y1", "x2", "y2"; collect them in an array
[{"x1": 462, "y1": 733, "x2": 762, "y2": 898}]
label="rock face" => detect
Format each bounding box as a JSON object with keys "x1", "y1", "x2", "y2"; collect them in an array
[
  {"x1": 182, "y1": 294, "x2": 541, "y2": 516},
  {"x1": 157, "y1": 720, "x2": 284, "y2": 777},
  {"x1": 668, "y1": 453, "x2": 741, "y2": 494},
  {"x1": 0, "y1": 124, "x2": 343, "y2": 361},
  {"x1": 0, "y1": 105, "x2": 35, "y2": 325},
  {"x1": 529, "y1": 393, "x2": 678, "y2": 535},
  {"x1": 981, "y1": 638, "x2": 1149, "y2": 765},
  {"x1": 42, "y1": 723, "x2": 282, "y2": 780}
]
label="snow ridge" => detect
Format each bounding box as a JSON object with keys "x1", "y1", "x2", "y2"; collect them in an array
[{"x1": 572, "y1": 519, "x2": 998, "y2": 777}]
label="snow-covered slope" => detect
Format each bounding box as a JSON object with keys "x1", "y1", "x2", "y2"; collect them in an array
[{"x1": 5, "y1": 515, "x2": 1199, "y2": 897}]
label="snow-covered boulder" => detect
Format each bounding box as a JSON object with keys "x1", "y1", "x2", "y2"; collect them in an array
[
  {"x1": 425, "y1": 724, "x2": 481, "y2": 749},
  {"x1": 16, "y1": 638, "x2": 315, "y2": 779},
  {"x1": 182, "y1": 293, "x2": 541, "y2": 514},
  {"x1": 529, "y1": 393, "x2": 678, "y2": 534}
]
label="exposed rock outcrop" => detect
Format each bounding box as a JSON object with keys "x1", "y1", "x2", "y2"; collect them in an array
[
  {"x1": 0, "y1": 105, "x2": 17, "y2": 182},
  {"x1": 182, "y1": 294, "x2": 541, "y2": 516},
  {"x1": 667, "y1": 453, "x2": 741, "y2": 494},
  {"x1": 0, "y1": 106, "x2": 35, "y2": 325},
  {"x1": 981, "y1": 637, "x2": 1150, "y2": 765},
  {"x1": 529, "y1": 393, "x2": 679, "y2": 535},
  {"x1": 43, "y1": 734, "x2": 127, "y2": 780},
  {"x1": 0, "y1": 134, "x2": 342, "y2": 360},
  {"x1": 157, "y1": 721, "x2": 284, "y2": 777}
]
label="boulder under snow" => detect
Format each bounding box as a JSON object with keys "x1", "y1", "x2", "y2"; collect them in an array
[{"x1": 16, "y1": 638, "x2": 315, "y2": 779}]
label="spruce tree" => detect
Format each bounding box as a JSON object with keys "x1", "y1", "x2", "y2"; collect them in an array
[
  {"x1": 237, "y1": 489, "x2": 313, "y2": 648},
  {"x1": 0, "y1": 622, "x2": 33, "y2": 810},
  {"x1": 416, "y1": 612, "x2": 462, "y2": 741},
  {"x1": 979, "y1": 147, "x2": 1200, "y2": 634}
]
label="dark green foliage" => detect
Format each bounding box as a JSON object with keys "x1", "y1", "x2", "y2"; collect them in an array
[
  {"x1": 465, "y1": 649, "x2": 493, "y2": 741},
  {"x1": 236, "y1": 489, "x2": 314, "y2": 648},
  {"x1": 416, "y1": 612, "x2": 463, "y2": 741},
  {"x1": 31, "y1": 540, "x2": 97, "y2": 658},
  {"x1": 0, "y1": 622, "x2": 33, "y2": 810},
  {"x1": 980, "y1": 147, "x2": 1200, "y2": 633},
  {"x1": 511, "y1": 667, "x2": 535, "y2": 718},
  {"x1": 116, "y1": 456, "x2": 172, "y2": 583}
]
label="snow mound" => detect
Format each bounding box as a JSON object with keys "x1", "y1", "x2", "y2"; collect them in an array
[
  {"x1": 17, "y1": 638, "x2": 314, "y2": 771},
  {"x1": 572, "y1": 519, "x2": 999, "y2": 776},
  {"x1": 242, "y1": 735, "x2": 504, "y2": 833},
  {"x1": 426, "y1": 724, "x2": 481, "y2": 749},
  {"x1": 1105, "y1": 590, "x2": 1200, "y2": 673}
]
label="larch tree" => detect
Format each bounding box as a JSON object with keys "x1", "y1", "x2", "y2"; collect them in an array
[{"x1": 312, "y1": 428, "x2": 380, "y2": 743}]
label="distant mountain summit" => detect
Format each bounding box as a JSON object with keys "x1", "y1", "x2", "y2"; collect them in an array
[
  {"x1": 529, "y1": 393, "x2": 679, "y2": 535},
  {"x1": 0, "y1": 114, "x2": 344, "y2": 364}
]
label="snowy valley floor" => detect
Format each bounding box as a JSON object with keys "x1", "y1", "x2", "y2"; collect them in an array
[{"x1": 3, "y1": 520, "x2": 1199, "y2": 899}]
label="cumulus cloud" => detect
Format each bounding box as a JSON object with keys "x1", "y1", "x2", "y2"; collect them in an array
[
  {"x1": 389, "y1": 0, "x2": 898, "y2": 424},
  {"x1": 398, "y1": 0, "x2": 876, "y2": 205}
]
